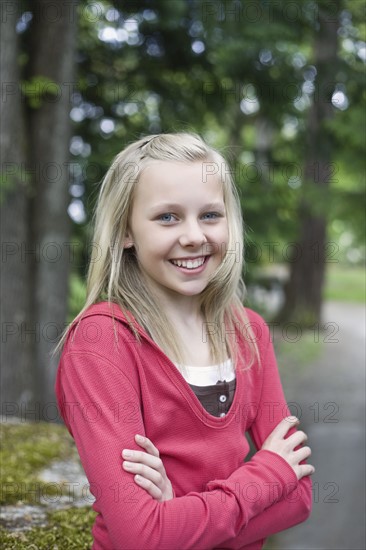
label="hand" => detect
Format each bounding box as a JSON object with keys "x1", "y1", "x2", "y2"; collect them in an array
[
  {"x1": 122, "y1": 434, "x2": 174, "y2": 501},
  {"x1": 261, "y1": 416, "x2": 315, "y2": 480}
]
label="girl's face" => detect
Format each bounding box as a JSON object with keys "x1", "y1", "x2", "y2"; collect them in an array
[{"x1": 125, "y1": 161, "x2": 229, "y2": 306}]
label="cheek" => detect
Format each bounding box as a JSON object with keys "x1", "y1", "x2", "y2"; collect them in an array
[
  {"x1": 213, "y1": 223, "x2": 229, "y2": 246},
  {"x1": 137, "y1": 233, "x2": 171, "y2": 258},
  {"x1": 218, "y1": 225, "x2": 230, "y2": 258},
  {"x1": 205, "y1": 227, "x2": 229, "y2": 259}
]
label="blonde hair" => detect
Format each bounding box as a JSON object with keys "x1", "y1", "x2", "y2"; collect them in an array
[{"x1": 56, "y1": 133, "x2": 258, "y2": 369}]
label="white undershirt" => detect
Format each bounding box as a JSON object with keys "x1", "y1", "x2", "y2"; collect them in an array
[{"x1": 175, "y1": 359, "x2": 235, "y2": 386}]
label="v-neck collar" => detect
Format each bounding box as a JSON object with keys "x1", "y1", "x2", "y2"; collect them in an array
[{"x1": 78, "y1": 301, "x2": 244, "y2": 428}]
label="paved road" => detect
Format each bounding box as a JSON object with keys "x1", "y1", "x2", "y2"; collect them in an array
[{"x1": 271, "y1": 301, "x2": 366, "y2": 550}]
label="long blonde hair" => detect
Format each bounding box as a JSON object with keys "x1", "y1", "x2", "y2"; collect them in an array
[{"x1": 56, "y1": 133, "x2": 258, "y2": 369}]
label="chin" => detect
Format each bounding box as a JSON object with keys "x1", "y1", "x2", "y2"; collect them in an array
[{"x1": 178, "y1": 286, "x2": 207, "y2": 297}]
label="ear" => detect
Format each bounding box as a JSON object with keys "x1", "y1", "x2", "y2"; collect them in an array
[{"x1": 123, "y1": 231, "x2": 134, "y2": 249}]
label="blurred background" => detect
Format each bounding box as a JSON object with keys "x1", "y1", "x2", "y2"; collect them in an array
[{"x1": 1, "y1": 0, "x2": 365, "y2": 548}]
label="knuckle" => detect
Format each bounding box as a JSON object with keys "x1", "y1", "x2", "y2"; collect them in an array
[
  {"x1": 284, "y1": 440, "x2": 293, "y2": 451},
  {"x1": 149, "y1": 444, "x2": 159, "y2": 457},
  {"x1": 153, "y1": 457, "x2": 162, "y2": 470}
]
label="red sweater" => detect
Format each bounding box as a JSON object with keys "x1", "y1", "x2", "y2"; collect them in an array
[{"x1": 55, "y1": 302, "x2": 312, "y2": 549}]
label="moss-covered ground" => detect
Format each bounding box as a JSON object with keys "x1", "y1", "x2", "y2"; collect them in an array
[
  {"x1": 0, "y1": 421, "x2": 95, "y2": 547},
  {"x1": 1, "y1": 422, "x2": 79, "y2": 505},
  {"x1": 0, "y1": 507, "x2": 95, "y2": 550},
  {"x1": 0, "y1": 506, "x2": 95, "y2": 549}
]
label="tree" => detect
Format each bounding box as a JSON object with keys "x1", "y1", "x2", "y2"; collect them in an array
[
  {"x1": 277, "y1": 0, "x2": 342, "y2": 325},
  {"x1": 67, "y1": 0, "x2": 365, "y2": 323},
  {"x1": 2, "y1": 0, "x2": 363, "y2": 420},
  {"x1": 1, "y1": 0, "x2": 78, "y2": 419},
  {"x1": 1, "y1": 2, "x2": 31, "y2": 414}
]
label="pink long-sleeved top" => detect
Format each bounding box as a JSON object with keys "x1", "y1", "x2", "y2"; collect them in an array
[{"x1": 55, "y1": 302, "x2": 312, "y2": 549}]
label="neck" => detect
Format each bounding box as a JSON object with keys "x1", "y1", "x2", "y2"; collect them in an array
[{"x1": 160, "y1": 295, "x2": 203, "y2": 328}]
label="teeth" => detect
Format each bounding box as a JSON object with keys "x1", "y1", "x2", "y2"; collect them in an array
[{"x1": 171, "y1": 257, "x2": 205, "y2": 269}]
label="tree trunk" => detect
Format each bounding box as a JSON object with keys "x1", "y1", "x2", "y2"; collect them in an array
[
  {"x1": 277, "y1": 1, "x2": 341, "y2": 327},
  {"x1": 29, "y1": 0, "x2": 78, "y2": 418},
  {"x1": 1, "y1": 2, "x2": 34, "y2": 414},
  {"x1": 1, "y1": 0, "x2": 78, "y2": 421}
]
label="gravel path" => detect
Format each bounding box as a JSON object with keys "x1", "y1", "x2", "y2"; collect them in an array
[{"x1": 272, "y1": 301, "x2": 366, "y2": 550}]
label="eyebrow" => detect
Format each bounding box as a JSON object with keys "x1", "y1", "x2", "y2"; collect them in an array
[{"x1": 148, "y1": 202, "x2": 225, "y2": 213}]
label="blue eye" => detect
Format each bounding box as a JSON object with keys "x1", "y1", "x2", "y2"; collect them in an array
[
  {"x1": 159, "y1": 213, "x2": 175, "y2": 223},
  {"x1": 202, "y1": 212, "x2": 221, "y2": 220}
]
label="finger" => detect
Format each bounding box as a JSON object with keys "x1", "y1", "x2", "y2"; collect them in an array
[
  {"x1": 135, "y1": 434, "x2": 160, "y2": 457},
  {"x1": 122, "y1": 449, "x2": 162, "y2": 471},
  {"x1": 272, "y1": 416, "x2": 300, "y2": 439},
  {"x1": 297, "y1": 463, "x2": 315, "y2": 480},
  {"x1": 123, "y1": 461, "x2": 163, "y2": 486},
  {"x1": 294, "y1": 445, "x2": 312, "y2": 462},
  {"x1": 286, "y1": 430, "x2": 308, "y2": 448},
  {"x1": 134, "y1": 474, "x2": 162, "y2": 500}
]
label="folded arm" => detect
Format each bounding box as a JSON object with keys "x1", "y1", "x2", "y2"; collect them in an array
[
  {"x1": 56, "y1": 342, "x2": 300, "y2": 550},
  {"x1": 219, "y1": 316, "x2": 313, "y2": 548}
]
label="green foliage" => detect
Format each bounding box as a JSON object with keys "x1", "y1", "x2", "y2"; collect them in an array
[
  {"x1": 17, "y1": 0, "x2": 364, "y2": 305},
  {"x1": 21, "y1": 76, "x2": 59, "y2": 109},
  {"x1": 68, "y1": 272, "x2": 87, "y2": 321}
]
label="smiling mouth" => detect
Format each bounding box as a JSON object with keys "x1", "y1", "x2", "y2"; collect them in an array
[{"x1": 170, "y1": 257, "x2": 207, "y2": 269}]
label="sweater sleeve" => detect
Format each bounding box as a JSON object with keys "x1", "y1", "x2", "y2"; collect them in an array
[
  {"x1": 56, "y1": 322, "x2": 300, "y2": 550},
  {"x1": 217, "y1": 312, "x2": 312, "y2": 549}
]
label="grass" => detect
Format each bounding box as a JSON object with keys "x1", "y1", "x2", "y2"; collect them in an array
[
  {"x1": 324, "y1": 263, "x2": 365, "y2": 302},
  {"x1": 274, "y1": 328, "x2": 324, "y2": 375}
]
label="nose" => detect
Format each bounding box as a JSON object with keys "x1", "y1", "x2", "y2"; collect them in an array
[{"x1": 178, "y1": 219, "x2": 207, "y2": 247}]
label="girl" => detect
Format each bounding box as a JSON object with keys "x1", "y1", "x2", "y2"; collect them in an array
[{"x1": 55, "y1": 133, "x2": 314, "y2": 549}]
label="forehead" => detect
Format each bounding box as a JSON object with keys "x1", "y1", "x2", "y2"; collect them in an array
[{"x1": 134, "y1": 161, "x2": 224, "y2": 204}]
